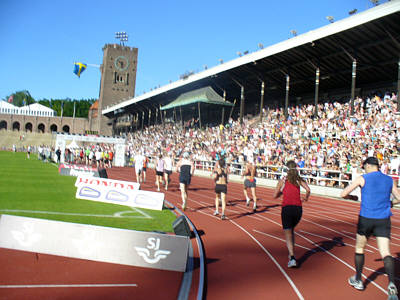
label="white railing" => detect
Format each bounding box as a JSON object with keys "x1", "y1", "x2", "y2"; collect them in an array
[{"x1": 146, "y1": 156, "x2": 354, "y2": 188}]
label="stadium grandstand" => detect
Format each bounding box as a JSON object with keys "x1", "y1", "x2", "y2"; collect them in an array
[
  {"x1": 3, "y1": 1, "x2": 400, "y2": 188},
  {"x1": 2, "y1": 3, "x2": 400, "y2": 300},
  {"x1": 103, "y1": 1, "x2": 400, "y2": 134}
]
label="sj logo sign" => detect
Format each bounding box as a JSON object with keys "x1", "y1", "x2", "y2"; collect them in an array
[{"x1": 135, "y1": 237, "x2": 171, "y2": 264}]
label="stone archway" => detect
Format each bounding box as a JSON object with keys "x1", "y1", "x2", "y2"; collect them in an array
[
  {"x1": 0, "y1": 120, "x2": 7, "y2": 131},
  {"x1": 38, "y1": 123, "x2": 45, "y2": 133},
  {"x1": 50, "y1": 124, "x2": 58, "y2": 132},
  {"x1": 25, "y1": 122, "x2": 33, "y2": 132},
  {"x1": 62, "y1": 125, "x2": 70, "y2": 133},
  {"x1": 12, "y1": 122, "x2": 20, "y2": 131}
]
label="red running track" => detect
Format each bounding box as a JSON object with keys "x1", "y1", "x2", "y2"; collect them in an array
[
  {"x1": 1, "y1": 167, "x2": 399, "y2": 300},
  {"x1": 0, "y1": 248, "x2": 182, "y2": 300},
  {"x1": 109, "y1": 167, "x2": 400, "y2": 300}
]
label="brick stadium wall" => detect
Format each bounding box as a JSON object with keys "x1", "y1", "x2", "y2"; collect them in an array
[{"x1": 0, "y1": 114, "x2": 97, "y2": 134}]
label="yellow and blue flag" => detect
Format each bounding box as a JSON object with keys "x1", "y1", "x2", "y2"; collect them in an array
[{"x1": 73, "y1": 62, "x2": 87, "y2": 78}]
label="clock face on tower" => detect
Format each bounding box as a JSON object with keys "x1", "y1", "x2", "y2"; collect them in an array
[{"x1": 114, "y1": 56, "x2": 129, "y2": 71}]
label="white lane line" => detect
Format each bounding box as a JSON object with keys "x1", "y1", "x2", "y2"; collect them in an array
[
  {"x1": 304, "y1": 209, "x2": 355, "y2": 226},
  {"x1": 196, "y1": 199, "x2": 264, "y2": 221},
  {"x1": 0, "y1": 209, "x2": 150, "y2": 219},
  {"x1": 299, "y1": 230, "x2": 373, "y2": 253},
  {"x1": 257, "y1": 209, "x2": 382, "y2": 254},
  {"x1": 253, "y1": 229, "x2": 316, "y2": 252},
  {"x1": 297, "y1": 232, "x2": 387, "y2": 295},
  {"x1": 241, "y1": 205, "x2": 388, "y2": 295},
  {"x1": 229, "y1": 219, "x2": 305, "y2": 300},
  {"x1": 363, "y1": 266, "x2": 400, "y2": 281},
  {"x1": 191, "y1": 207, "x2": 304, "y2": 299},
  {"x1": 341, "y1": 230, "x2": 400, "y2": 257},
  {"x1": 0, "y1": 283, "x2": 138, "y2": 288}
]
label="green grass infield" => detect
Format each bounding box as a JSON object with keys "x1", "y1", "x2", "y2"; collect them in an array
[{"x1": 0, "y1": 151, "x2": 175, "y2": 232}]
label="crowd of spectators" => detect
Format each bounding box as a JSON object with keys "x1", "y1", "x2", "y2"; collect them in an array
[
  {"x1": 12, "y1": 92, "x2": 399, "y2": 188},
  {"x1": 63, "y1": 145, "x2": 115, "y2": 168},
  {"x1": 125, "y1": 92, "x2": 400, "y2": 187},
  {"x1": 18, "y1": 144, "x2": 115, "y2": 169}
]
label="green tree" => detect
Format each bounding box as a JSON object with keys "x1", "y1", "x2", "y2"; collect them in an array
[
  {"x1": 7, "y1": 90, "x2": 96, "y2": 118},
  {"x1": 6, "y1": 90, "x2": 35, "y2": 107}
]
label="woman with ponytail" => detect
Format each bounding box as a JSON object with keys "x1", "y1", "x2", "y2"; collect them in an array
[{"x1": 273, "y1": 160, "x2": 310, "y2": 268}]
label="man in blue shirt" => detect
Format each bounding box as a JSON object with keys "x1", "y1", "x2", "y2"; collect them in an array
[{"x1": 341, "y1": 157, "x2": 400, "y2": 299}]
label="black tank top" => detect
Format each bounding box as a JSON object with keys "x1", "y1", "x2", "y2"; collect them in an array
[
  {"x1": 215, "y1": 169, "x2": 227, "y2": 181},
  {"x1": 180, "y1": 164, "x2": 191, "y2": 178}
]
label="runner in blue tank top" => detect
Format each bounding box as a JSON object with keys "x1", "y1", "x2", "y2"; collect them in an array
[{"x1": 341, "y1": 157, "x2": 400, "y2": 300}]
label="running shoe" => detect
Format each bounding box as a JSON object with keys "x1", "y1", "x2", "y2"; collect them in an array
[
  {"x1": 253, "y1": 204, "x2": 257, "y2": 212},
  {"x1": 221, "y1": 214, "x2": 227, "y2": 220},
  {"x1": 288, "y1": 258, "x2": 297, "y2": 268},
  {"x1": 388, "y1": 282, "x2": 398, "y2": 300},
  {"x1": 213, "y1": 211, "x2": 219, "y2": 216},
  {"x1": 246, "y1": 198, "x2": 250, "y2": 206},
  {"x1": 182, "y1": 203, "x2": 186, "y2": 211},
  {"x1": 348, "y1": 275, "x2": 364, "y2": 290}
]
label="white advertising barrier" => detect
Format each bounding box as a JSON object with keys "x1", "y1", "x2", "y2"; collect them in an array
[
  {"x1": 0, "y1": 214, "x2": 189, "y2": 272},
  {"x1": 75, "y1": 176, "x2": 164, "y2": 211}
]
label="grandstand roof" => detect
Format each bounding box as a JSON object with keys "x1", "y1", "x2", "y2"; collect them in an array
[
  {"x1": 103, "y1": 1, "x2": 400, "y2": 118},
  {"x1": 160, "y1": 86, "x2": 234, "y2": 111}
]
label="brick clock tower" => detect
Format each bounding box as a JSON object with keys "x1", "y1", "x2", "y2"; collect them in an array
[{"x1": 97, "y1": 43, "x2": 138, "y2": 135}]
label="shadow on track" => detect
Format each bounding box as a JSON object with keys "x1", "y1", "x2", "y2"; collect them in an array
[{"x1": 296, "y1": 236, "x2": 345, "y2": 268}]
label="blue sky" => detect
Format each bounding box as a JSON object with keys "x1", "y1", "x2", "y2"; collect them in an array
[{"x1": 0, "y1": 0, "x2": 384, "y2": 101}]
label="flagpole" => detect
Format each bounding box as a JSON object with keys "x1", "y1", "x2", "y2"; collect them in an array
[{"x1": 73, "y1": 101, "x2": 76, "y2": 119}]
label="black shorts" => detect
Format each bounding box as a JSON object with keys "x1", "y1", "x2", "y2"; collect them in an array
[
  {"x1": 244, "y1": 179, "x2": 256, "y2": 188},
  {"x1": 215, "y1": 184, "x2": 227, "y2": 194},
  {"x1": 281, "y1": 205, "x2": 303, "y2": 230},
  {"x1": 164, "y1": 170, "x2": 172, "y2": 175},
  {"x1": 156, "y1": 171, "x2": 163, "y2": 176},
  {"x1": 143, "y1": 167, "x2": 147, "y2": 172},
  {"x1": 180, "y1": 176, "x2": 191, "y2": 185},
  {"x1": 357, "y1": 215, "x2": 391, "y2": 238}
]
